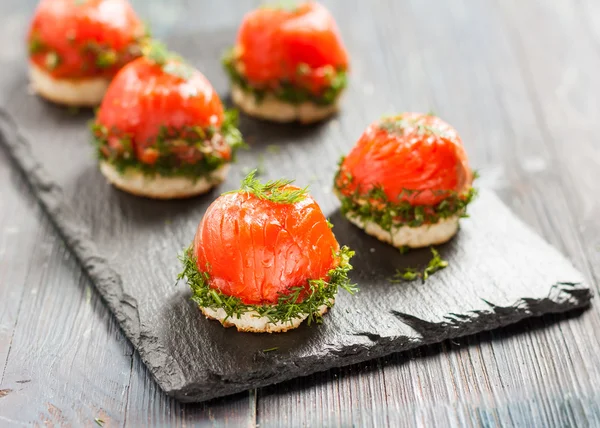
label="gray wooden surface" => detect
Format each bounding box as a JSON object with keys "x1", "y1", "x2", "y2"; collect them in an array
[{"x1": 0, "y1": 0, "x2": 599, "y2": 426}]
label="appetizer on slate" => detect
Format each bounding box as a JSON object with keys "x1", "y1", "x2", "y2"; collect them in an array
[
  {"x1": 335, "y1": 113, "x2": 476, "y2": 249},
  {"x1": 27, "y1": 0, "x2": 147, "y2": 106},
  {"x1": 223, "y1": 1, "x2": 349, "y2": 123},
  {"x1": 179, "y1": 172, "x2": 356, "y2": 333},
  {"x1": 91, "y1": 43, "x2": 244, "y2": 199}
]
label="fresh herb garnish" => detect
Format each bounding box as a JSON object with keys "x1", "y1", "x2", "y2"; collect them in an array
[
  {"x1": 222, "y1": 48, "x2": 347, "y2": 106},
  {"x1": 28, "y1": 33, "x2": 45, "y2": 55},
  {"x1": 379, "y1": 115, "x2": 448, "y2": 138},
  {"x1": 261, "y1": 0, "x2": 298, "y2": 11},
  {"x1": 143, "y1": 40, "x2": 171, "y2": 65},
  {"x1": 162, "y1": 62, "x2": 195, "y2": 80},
  {"x1": 178, "y1": 246, "x2": 356, "y2": 325},
  {"x1": 91, "y1": 109, "x2": 245, "y2": 179},
  {"x1": 262, "y1": 347, "x2": 279, "y2": 353},
  {"x1": 45, "y1": 51, "x2": 60, "y2": 70},
  {"x1": 334, "y1": 162, "x2": 478, "y2": 231},
  {"x1": 232, "y1": 170, "x2": 309, "y2": 204},
  {"x1": 94, "y1": 418, "x2": 104, "y2": 427},
  {"x1": 95, "y1": 49, "x2": 117, "y2": 68},
  {"x1": 390, "y1": 248, "x2": 448, "y2": 283},
  {"x1": 142, "y1": 41, "x2": 196, "y2": 80}
]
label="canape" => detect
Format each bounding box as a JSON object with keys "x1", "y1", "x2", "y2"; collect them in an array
[
  {"x1": 178, "y1": 171, "x2": 356, "y2": 333},
  {"x1": 91, "y1": 43, "x2": 244, "y2": 199},
  {"x1": 334, "y1": 113, "x2": 476, "y2": 249},
  {"x1": 27, "y1": 0, "x2": 147, "y2": 106},
  {"x1": 223, "y1": 1, "x2": 349, "y2": 123}
]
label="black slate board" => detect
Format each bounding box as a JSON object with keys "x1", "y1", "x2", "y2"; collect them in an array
[{"x1": 0, "y1": 29, "x2": 591, "y2": 403}]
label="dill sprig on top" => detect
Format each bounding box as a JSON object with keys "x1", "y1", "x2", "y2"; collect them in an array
[
  {"x1": 142, "y1": 40, "x2": 195, "y2": 80},
  {"x1": 231, "y1": 170, "x2": 309, "y2": 204},
  {"x1": 177, "y1": 246, "x2": 357, "y2": 326},
  {"x1": 379, "y1": 114, "x2": 449, "y2": 138}
]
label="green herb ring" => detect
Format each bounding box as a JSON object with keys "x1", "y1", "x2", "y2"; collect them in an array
[{"x1": 178, "y1": 246, "x2": 357, "y2": 327}]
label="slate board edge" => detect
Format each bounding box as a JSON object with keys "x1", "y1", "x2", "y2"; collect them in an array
[
  {"x1": 173, "y1": 282, "x2": 590, "y2": 402},
  {"x1": 0, "y1": 109, "x2": 592, "y2": 403}
]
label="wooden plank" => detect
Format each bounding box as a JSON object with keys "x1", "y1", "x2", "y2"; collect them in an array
[
  {"x1": 0, "y1": 150, "x2": 133, "y2": 426},
  {"x1": 0, "y1": 0, "x2": 599, "y2": 425},
  {"x1": 255, "y1": 0, "x2": 600, "y2": 426},
  {"x1": 0, "y1": 149, "x2": 36, "y2": 381},
  {"x1": 123, "y1": 352, "x2": 256, "y2": 427},
  {"x1": 377, "y1": 0, "x2": 600, "y2": 426}
]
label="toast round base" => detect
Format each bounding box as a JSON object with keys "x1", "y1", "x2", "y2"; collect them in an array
[
  {"x1": 199, "y1": 302, "x2": 331, "y2": 333},
  {"x1": 346, "y1": 213, "x2": 460, "y2": 249},
  {"x1": 231, "y1": 84, "x2": 340, "y2": 124},
  {"x1": 99, "y1": 161, "x2": 229, "y2": 199},
  {"x1": 29, "y1": 62, "x2": 109, "y2": 107}
]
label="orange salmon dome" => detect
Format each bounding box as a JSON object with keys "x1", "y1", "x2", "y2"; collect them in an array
[
  {"x1": 223, "y1": 0, "x2": 349, "y2": 122},
  {"x1": 91, "y1": 44, "x2": 244, "y2": 199},
  {"x1": 334, "y1": 113, "x2": 477, "y2": 249},
  {"x1": 193, "y1": 183, "x2": 340, "y2": 305},
  {"x1": 336, "y1": 113, "x2": 473, "y2": 207},
  {"x1": 96, "y1": 55, "x2": 227, "y2": 163},
  {"x1": 28, "y1": 0, "x2": 146, "y2": 80},
  {"x1": 235, "y1": 1, "x2": 348, "y2": 94}
]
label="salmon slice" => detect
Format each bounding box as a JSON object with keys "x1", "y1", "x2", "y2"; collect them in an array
[
  {"x1": 234, "y1": 1, "x2": 349, "y2": 95},
  {"x1": 28, "y1": 0, "x2": 145, "y2": 80},
  {"x1": 193, "y1": 185, "x2": 340, "y2": 305},
  {"x1": 96, "y1": 54, "x2": 229, "y2": 164},
  {"x1": 336, "y1": 113, "x2": 473, "y2": 207}
]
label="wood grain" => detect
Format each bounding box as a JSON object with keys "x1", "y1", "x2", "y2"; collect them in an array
[{"x1": 0, "y1": 0, "x2": 599, "y2": 425}]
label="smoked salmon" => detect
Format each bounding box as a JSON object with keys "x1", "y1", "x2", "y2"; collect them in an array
[
  {"x1": 91, "y1": 42, "x2": 244, "y2": 199},
  {"x1": 27, "y1": 0, "x2": 147, "y2": 106},
  {"x1": 334, "y1": 112, "x2": 477, "y2": 249},
  {"x1": 179, "y1": 171, "x2": 356, "y2": 333},
  {"x1": 223, "y1": 1, "x2": 350, "y2": 123}
]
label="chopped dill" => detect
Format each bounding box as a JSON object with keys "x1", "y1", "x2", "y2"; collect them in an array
[
  {"x1": 45, "y1": 51, "x2": 60, "y2": 71},
  {"x1": 334, "y1": 160, "x2": 478, "y2": 231},
  {"x1": 28, "y1": 33, "x2": 45, "y2": 55},
  {"x1": 162, "y1": 62, "x2": 195, "y2": 80},
  {"x1": 222, "y1": 47, "x2": 347, "y2": 106},
  {"x1": 178, "y1": 246, "x2": 357, "y2": 325},
  {"x1": 379, "y1": 114, "x2": 448, "y2": 138},
  {"x1": 390, "y1": 248, "x2": 448, "y2": 284},
  {"x1": 91, "y1": 109, "x2": 245, "y2": 179},
  {"x1": 260, "y1": 0, "x2": 298, "y2": 12},
  {"x1": 231, "y1": 170, "x2": 309, "y2": 205},
  {"x1": 95, "y1": 49, "x2": 117, "y2": 68},
  {"x1": 142, "y1": 40, "x2": 194, "y2": 80},
  {"x1": 143, "y1": 40, "x2": 171, "y2": 65}
]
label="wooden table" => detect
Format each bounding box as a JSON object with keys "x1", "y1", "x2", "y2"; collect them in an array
[{"x1": 1, "y1": 0, "x2": 599, "y2": 426}]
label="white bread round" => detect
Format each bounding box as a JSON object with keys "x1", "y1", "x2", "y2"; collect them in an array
[
  {"x1": 231, "y1": 84, "x2": 340, "y2": 124},
  {"x1": 200, "y1": 302, "x2": 331, "y2": 333},
  {"x1": 346, "y1": 212, "x2": 460, "y2": 249},
  {"x1": 29, "y1": 62, "x2": 110, "y2": 106},
  {"x1": 99, "y1": 161, "x2": 229, "y2": 199}
]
